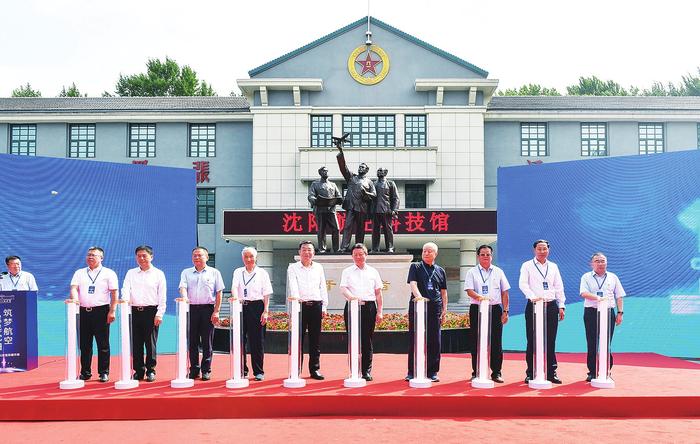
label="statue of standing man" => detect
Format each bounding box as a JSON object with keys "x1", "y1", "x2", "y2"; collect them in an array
[
  {"x1": 308, "y1": 166, "x2": 342, "y2": 253},
  {"x1": 371, "y1": 167, "x2": 399, "y2": 253},
  {"x1": 334, "y1": 134, "x2": 376, "y2": 253}
]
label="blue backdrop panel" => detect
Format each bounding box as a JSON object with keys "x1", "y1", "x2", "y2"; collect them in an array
[
  {"x1": 497, "y1": 151, "x2": 700, "y2": 357},
  {"x1": 0, "y1": 154, "x2": 197, "y2": 355}
]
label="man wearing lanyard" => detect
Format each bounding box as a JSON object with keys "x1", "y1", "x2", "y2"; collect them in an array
[
  {"x1": 231, "y1": 246, "x2": 273, "y2": 381},
  {"x1": 405, "y1": 242, "x2": 447, "y2": 382},
  {"x1": 287, "y1": 241, "x2": 328, "y2": 380},
  {"x1": 121, "y1": 245, "x2": 167, "y2": 382},
  {"x1": 67, "y1": 246, "x2": 119, "y2": 383},
  {"x1": 518, "y1": 239, "x2": 566, "y2": 384},
  {"x1": 340, "y1": 243, "x2": 384, "y2": 381},
  {"x1": 464, "y1": 245, "x2": 511, "y2": 383},
  {"x1": 580, "y1": 252, "x2": 625, "y2": 382},
  {"x1": 0, "y1": 256, "x2": 38, "y2": 291},
  {"x1": 178, "y1": 246, "x2": 224, "y2": 381}
]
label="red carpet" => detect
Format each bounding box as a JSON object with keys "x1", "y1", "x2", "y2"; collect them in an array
[{"x1": 1, "y1": 352, "x2": 699, "y2": 421}]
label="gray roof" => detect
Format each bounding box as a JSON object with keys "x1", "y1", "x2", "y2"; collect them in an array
[
  {"x1": 0, "y1": 97, "x2": 250, "y2": 113},
  {"x1": 488, "y1": 96, "x2": 700, "y2": 111}
]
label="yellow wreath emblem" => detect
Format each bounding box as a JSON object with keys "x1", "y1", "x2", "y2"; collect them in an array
[{"x1": 348, "y1": 45, "x2": 390, "y2": 85}]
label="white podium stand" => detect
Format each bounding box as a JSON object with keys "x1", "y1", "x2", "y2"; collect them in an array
[
  {"x1": 283, "y1": 299, "x2": 306, "y2": 388},
  {"x1": 409, "y1": 298, "x2": 432, "y2": 388},
  {"x1": 226, "y1": 299, "x2": 249, "y2": 389},
  {"x1": 59, "y1": 301, "x2": 84, "y2": 390},
  {"x1": 171, "y1": 300, "x2": 194, "y2": 388},
  {"x1": 591, "y1": 298, "x2": 615, "y2": 389},
  {"x1": 344, "y1": 299, "x2": 366, "y2": 388},
  {"x1": 472, "y1": 299, "x2": 494, "y2": 389},
  {"x1": 529, "y1": 299, "x2": 553, "y2": 389},
  {"x1": 115, "y1": 302, "x2": 138, "y2": 389}
]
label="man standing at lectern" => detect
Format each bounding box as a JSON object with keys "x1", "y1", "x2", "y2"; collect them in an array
[
  {"x1": 580, "y1": 252, "x2": 625, "y2": 382},
  {"x1": 519, "y1": 239, "x2": 565, "y2": 384},
  {"x1": 336, "y1": 145, "x2": 376, "y2": 252},
  {"x1": 68, "y1": 246, "x2": 119, "y2": 383},
  {"x1": 0, "y1": 256, "x2": 38, "y2": 291}
]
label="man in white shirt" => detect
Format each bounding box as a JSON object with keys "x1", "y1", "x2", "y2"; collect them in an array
[
  {"x1": 0, "y1": 256, "x2": 38, "y2": 291},
  {"x1": 464, "y1": 244, "x2": 511, "y2": 383},
  {"x1": 287, "y1": 241, "x2": 328, "y2": 380},
  {"x1": 231, "y1": 246, "x2": 273, "y2": 381},
  {"x1": 340, "y1": 243, "x2": 383, "y2": 381},
  {"x1": 178, "y1": 246, "x2": 224, "y2": 381},
  {"x1": 67, "y1": 246, "x2": 119, "y2": 383},
  {"x1": 121, "y1": 245, "x2": 167, "y2": 382},
  {"x1": 580, "y1": 252, "x2": 625, "y2": 382},
  {"x1": 518, "y1": 239, "x2": 566, "y2": 384}
]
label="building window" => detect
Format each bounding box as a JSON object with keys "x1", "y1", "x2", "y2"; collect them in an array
[
  {"x1": 342, "y1": 115, "x2": 395, "y2": 147},
  {"x1": 197, "y1": 188, "x2": 215, "y2": 224},
  {"x1": 311, "y1": 115, "x2": 333, "y2": 147},
  {"x1": 206, "y1": 253, "x2": 215, "y2": 268},
  {"x1": 581, "y1": 123, "x2": 607, "y2": 156},
  {"x1": 521, "y1": 123, "x2": 547, "y2": 156},
  {"x1": 129, "y1": 124, "x2": 156, "y2": 158},
  {"x1": 68, "y1": 124, "x2": 96, "y2": 158},
  {"x1": 405, "y1": 115, "x2": 426, "y2": 147},
  {"x1": 697, "y1": 123, "x2": 700, "y2": 149},
  {"x1": 405, "y1": 184, "x2": 427, "y2": 208},
  {"x1": 10, "y1": 124, "x2": 37, "y2": 156},
  {"x1": 639, "y1": 123, "x2": 664, "y2": 154},
  {"x1": 189, "y1": 124, "x2": 216, "y2": 157}
]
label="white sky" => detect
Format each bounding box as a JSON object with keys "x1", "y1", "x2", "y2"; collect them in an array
[{"x1": 2, "y1": 0, "x2": 699, "y2": 97}]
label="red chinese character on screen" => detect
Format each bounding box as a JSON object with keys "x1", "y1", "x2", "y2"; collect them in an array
[
  {"x1": 430, "y1": 212, "x2": 450, "y2": 232},
  {"x1": 193, "y1": 161, "x2": 210, "y2": 183},
  {"x1": 364, "y1": 219, "x2": 373, "y2": 233},
  {"x1": 308, "y1": 213, "x2": 318, "y2": 233},
  {"x1": 132, "y1": 160, "x2": 149, "y2": 165},
  {"x1": 391, "y1": 216, "x2": 401, "y2": 233},
  {"x1": 405, "y1": 212, "x2": 426, "y2": 232},
  {"x1": 282, "y1": 212, "x2": 304, "y2": 233},
  {"x1": 336, "y1": 212, "x2": 346, "y2": 232}
]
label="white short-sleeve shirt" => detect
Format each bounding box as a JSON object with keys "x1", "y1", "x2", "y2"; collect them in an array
[
  {"x1": 340, "y1": 264, "x2": 382, "y2": 301},
  {"x1": 231, "y1": 266, "x2": 273, "y2": 301},
  {"x1": 464, "y1": 264, "x2": 511, "y2": 305},
  {"x1": 70, "y1": 266, "x2": 119, "y2": 307},
  {"x1": 579, "y1": 271, "x2": 626, "y2": 308}
]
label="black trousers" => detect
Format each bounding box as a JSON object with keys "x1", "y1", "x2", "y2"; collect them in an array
[
  {"x1": 343, "y1": 301, "x2": 377, "y2": 375},
  {"x1": 525, "y1": 300, "x2": 559, "y2": 377},
  {"x1": 315, "y1": 211, "x2": 339, "y2": 252},
  {"x1": 340, "y1": 210, "x2": 367, "y2": 250},
  {"x1": 469, "y1": 304, "x2": 504, "y2": 376},
  {"x1": 584, "y1": 307, "x2": 616, "y2": 376},
  {"x1": 300, "y1": 301, "x2": 323, "y2": 372},
  {"x1": 407, "y1": 299, "x2": 442, "y2": 377},
  {"x1": 371, "y1": 213, "x2": 394, "y2": 251},
  {"x1": 242, "y1": 300, "x2": 265, "y2": 376},
  {"x1": 188, "y1": 304, "x2": 215, "y2": 375},
  {"x1": 79, "y1": 304, "x2": 111, "y2": 377},
  {"x1": 131, "y1": 306, "x2": 159, "y2": 377}
]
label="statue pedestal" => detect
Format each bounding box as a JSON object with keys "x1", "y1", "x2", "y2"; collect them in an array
[{"x1": 297, "y1": 254, "x2": 413, "y2": 313}]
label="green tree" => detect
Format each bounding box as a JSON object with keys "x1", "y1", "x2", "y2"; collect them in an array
[
  {"x1": 681, "y1": 68, "x2": 700, "y2": 96},
  {"x1": 115, "y1": 57, "x2": 216, "y2": 96},
  {"x1": 59, "y1": 83, "x2": 86, "y2": 97},
  {"x1": 566, "y1": 76, "x2": 636, "y2": 96},
  {"x1": 642, "y1": 81, "x2": 684, "y2": 96},
  {"x1": 11, "y1": 83, "x2": 42, "y2": 97},
  {"x1": 498, "y1": 83, "x2": 561, "y2": 96}
]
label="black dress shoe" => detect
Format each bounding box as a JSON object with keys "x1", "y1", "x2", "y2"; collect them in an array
[
  {"x1": 189, "y1": 372, "x2": 200, "y2": 380},
  {"x1": 404, "y1": 374, "x2": 413, "y2": 381},
  {"x1": 548, "y1": 375, "x2": 562, "y2": 384},
  {"x1": 201, "y1": 372, "x2": 211, "y2": 381},
  {"x1": 585, "y1": 374, "x2": 593, "y2": 382},
  {"x1": 430, "y1": 374, "x2": 440, "y2": 382},
  {"x1": 99, "y1": 373, "x2": 109, "y2": 383},
  {"x1": 524, "y1": 375, "x2": 532, "y2": 383},
  {"x1": 491, "y1": 374, "x2": 505, "y2": 383},
  {"x1": 310, "y1": 371, "x2": 325, "y2": 380},
  {"x1": 469, "y1": 372, "x2": 476, "y2": 381},
  {"x1": 146, "y1": 372, "x2": 156, "y2": 382},
  {"x1": 362, "y1": 373, "x2": 373, "y2": 381},
  {"x1": 132, "y1": 373, "x2": 144, "y2": 381},
  {"x1": 79, "y1": 373, "x2": 92, "y2": 381}
]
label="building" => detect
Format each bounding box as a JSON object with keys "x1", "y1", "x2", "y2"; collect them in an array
[{"x1": 2, "y1": 17, "x2": 700, "y2": 309}]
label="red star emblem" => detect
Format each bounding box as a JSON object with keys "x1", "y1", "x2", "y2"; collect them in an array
[{"x1": 356, "y1": 51, "x2": 381, "y2": 75}]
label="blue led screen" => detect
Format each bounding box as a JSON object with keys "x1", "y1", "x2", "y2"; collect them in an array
[{"x1": 497, "y1": 151, "x2": 700, "y2": 357}]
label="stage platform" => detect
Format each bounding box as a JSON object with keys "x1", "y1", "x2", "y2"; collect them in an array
[{"x1": 1, "y1": 352, "x2": 698, "y2": 421}]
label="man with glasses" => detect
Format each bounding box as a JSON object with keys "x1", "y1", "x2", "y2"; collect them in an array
[{"x1": 67, "y1": 247, "x2": 119, "y2": 383}]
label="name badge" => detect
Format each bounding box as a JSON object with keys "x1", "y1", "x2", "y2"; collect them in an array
[
  {"x1": 482, "y1": 285, "x2": 489, "y2": 294},
  {"x1": 542, "y1": 282, "x2": 549, "y2": 291},
  {"x1": 88, "y1": 285, "x2": 96, "y2": 294},
  {"x1": 427, "y1": 281, "x2": 434, "y2": 291},
  {"x1": 596, "y1": 291, "x2": 603, "y2": 297}
]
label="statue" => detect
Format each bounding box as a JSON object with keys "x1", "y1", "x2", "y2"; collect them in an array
[
  {"x1": 334, "y1": 134, "x2": 376, "y2": 252},
  {"x1": 371, "y1": 167, "x2": 399, "y2": 253},
  {"x1": 308, "y1": 166, "x2": 342, "y2": 253}
]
